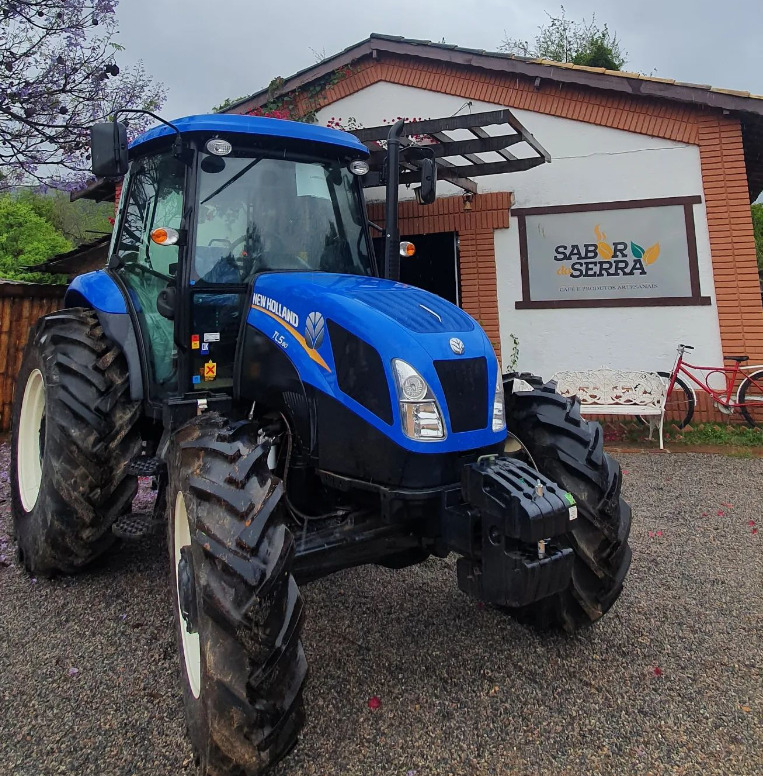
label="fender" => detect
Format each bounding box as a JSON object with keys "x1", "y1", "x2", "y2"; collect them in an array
[{"x1": 65, "y1": 270, "x2": 144, "y2": 401}]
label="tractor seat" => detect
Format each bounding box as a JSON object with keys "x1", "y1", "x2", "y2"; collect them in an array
[{"x1": 723, "y1": 355, "x2": 749, "y2": 363}]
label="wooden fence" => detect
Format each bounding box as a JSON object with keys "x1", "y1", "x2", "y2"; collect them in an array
[{"x1": 0, "y1": 283, "x2": 65, "y2": 432}]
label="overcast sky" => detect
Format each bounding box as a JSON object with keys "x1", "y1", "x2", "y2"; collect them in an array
[{"x1": 116, "y1": 0, "x2": 762, "y2": 120}]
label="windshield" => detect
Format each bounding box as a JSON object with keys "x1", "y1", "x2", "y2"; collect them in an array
[{"x1": 193, "y1": 153, "x2": 374, "y2": 284}]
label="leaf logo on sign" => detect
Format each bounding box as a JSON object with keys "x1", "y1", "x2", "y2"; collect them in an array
[
  {"x1": 631, "y1": 241, "x2": 660, "y2": 264},
  {"x1": 643, "y1": 243, "x2": 660, "y2": 265},
  {"x1": 594, "y1": 225, "x2": 613, "y2": 260}
]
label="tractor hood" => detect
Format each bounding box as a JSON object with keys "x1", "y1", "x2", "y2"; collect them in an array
[{"x1": 246, "y1": 272, "x2": 506, "y2": 453}]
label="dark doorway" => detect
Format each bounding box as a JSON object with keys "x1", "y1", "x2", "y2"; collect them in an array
[{"x1": 373, "y1": 232, "x2": 460, "y2": 305}]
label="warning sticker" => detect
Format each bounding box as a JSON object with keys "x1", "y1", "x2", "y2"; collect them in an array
[
  {"x1": 191, "y1": 334, "x2": 200, "y2": 350},
  {"x1": 568, "y1": 505, "x2": 578, "y2": 521},
  {"x1": 201, "y1": 342, "x2": 209, "y2": 354},
  {"x1": 204, "y1": 360, "x2": 217, "y2": 381},
  {"x1": 203, "y1": 332, "x2": 220, "y2": 342}
]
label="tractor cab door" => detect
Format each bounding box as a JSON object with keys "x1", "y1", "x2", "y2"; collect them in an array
[{"x1": 112, "y1": 151, "x2": 185, "y2": 399}]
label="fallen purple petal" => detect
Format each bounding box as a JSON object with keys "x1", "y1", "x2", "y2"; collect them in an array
[{"x1": 67, "y1": 667, "x2": 79, "y2": 677}]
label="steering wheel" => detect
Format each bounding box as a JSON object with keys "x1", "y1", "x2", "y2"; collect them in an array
[{"x1": 206, "y1": 236, "x2": 254, "y2": 279}]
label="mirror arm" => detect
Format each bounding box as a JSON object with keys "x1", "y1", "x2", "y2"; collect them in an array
[{"x1": 113, "y1": 109, "x2": 185, "y2": 158}]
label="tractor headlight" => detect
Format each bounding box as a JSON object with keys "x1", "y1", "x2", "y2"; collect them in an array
[
  {"x1": 492, "y1": 370, "x2": 506, "y2": 432},
  {"x1": 392, "y1": 359, "x2": 445, "y2": 441}
]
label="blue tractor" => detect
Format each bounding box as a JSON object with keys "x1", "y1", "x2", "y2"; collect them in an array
[{"x1": 10, "y1": 113, "x2": 631, "y2": 773}]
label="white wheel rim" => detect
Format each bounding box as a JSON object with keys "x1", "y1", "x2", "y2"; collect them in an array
[
  {"x1": 174, "y1": 491, "x2": 202, "y2": 699},
  {"x1": 17, "y1": 368, "x2": 46, "y2": 512}
]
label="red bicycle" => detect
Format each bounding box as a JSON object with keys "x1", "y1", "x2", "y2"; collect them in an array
[{"x1": 653, "y1": 344, "x2": 763, "y2": 428}]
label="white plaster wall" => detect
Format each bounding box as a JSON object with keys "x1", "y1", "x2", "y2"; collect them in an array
[{"x1": 315, "y1": 82, "x2": 723, "y2": 377}]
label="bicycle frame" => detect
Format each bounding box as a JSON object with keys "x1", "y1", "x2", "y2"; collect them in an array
[{"x1": 668, "y1": 347, "x2": 763, "y2": 410}]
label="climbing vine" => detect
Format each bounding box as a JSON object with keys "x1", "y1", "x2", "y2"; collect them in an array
[{"x1": 246, "y1": 66, "x2": 356, "y2": 123}]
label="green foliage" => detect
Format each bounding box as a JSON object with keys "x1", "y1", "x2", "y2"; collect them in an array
[
  {"x1": 214, "y1": 65, "x2": 355, "y2": 124},
  {"x1": 571, "y1": 34, "x2": 624, "y2": 70},
  {"x1": 752, "y1": 203, "x2": 763, "y2": 274},
  {"x1": 15, "y1": 190, "x2": 113, "y2": 246},
  {"x1": 506, "y1": 333, "x2": 520, "y2": 370},
  {"x1": 500, "y1": 6, "x2": 626, "y2": 70},
  {"x1": 617, "y1": 418, "x2": 763, "y2": 448},
  {"x1": 0, "y1": 196, "x2": 70, "y2": 283},
  {"x1": 212, "y1": 95, "x2": 249, "y2": 113},
  {"x1": 667, "y1": 422, "x2": 763, "y2": 448}
]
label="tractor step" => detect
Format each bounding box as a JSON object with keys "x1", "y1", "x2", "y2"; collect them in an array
[
  {"x1": 112, "y1": 512, "x2": 162, "y2": 540},
  {"x1": 127, "y1": 456, "x2": 166, "y2": 477}
]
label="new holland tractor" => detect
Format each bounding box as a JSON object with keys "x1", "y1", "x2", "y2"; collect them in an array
[{"x1": 11, "y1": 112, "x2": 631, "y2": 774}]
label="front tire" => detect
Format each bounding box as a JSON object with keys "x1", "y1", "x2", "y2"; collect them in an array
[
  {"x1": 167, "y1": 414, "x2": 306, "y2": 775},
  {"x1": 502, "y1": 374, "x2": 632, "y2": 632},
  {"x1": 11, "y1": 308, "x2": 141, "y2": 575}
]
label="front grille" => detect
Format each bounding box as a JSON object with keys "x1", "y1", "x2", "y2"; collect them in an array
[
  {"x1": 434, "y1": 357, "x2": 488, "y2": 433},
  {"x1": 328, "y1": 320, "x2": 393, "y2": 424}
]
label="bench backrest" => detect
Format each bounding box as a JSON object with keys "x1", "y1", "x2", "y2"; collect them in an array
[{"x1": 550, "y1": 368, "x2": 667, "y2": 409}]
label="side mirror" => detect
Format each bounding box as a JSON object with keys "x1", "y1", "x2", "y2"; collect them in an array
[
  {"x1": 418, "y1": 157, "x2": 437, "y2": 205},
  {"x1": 91, "y1": 121, "x2": 128, "y2": 177},
  {"x1": 156, "y1": 286, "x2": 176, "y2": 320}
]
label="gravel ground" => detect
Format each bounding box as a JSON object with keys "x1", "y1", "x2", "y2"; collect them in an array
[{"x1": 0, "y1": 444, "x2": 761, "y2": 776}]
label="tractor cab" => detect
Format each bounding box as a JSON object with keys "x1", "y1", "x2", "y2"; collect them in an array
[{"x1": 89, "y1": 115, "x2": 376, "y2": 405}]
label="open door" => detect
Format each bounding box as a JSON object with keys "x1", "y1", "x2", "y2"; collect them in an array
[{"x1": 374, "y1": 232, "x2": 460, "y2": 305}]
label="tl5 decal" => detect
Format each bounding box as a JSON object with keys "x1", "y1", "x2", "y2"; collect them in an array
[{"x1": 554, "y1": 225, "x2": 660, "y2": 278}]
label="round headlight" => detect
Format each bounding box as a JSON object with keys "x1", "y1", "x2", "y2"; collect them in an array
[
  {"x1": 349, "y1": 160, "x2": 369, "y2": 176},
  {"x1": 206, "y1": 138, "x2": 232, "y2": 156},
  {"x1": 402, "y1": 374, "x2": 427, "y2": 401}
]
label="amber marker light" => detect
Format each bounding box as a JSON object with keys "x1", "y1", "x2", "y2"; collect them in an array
[
  {"x1": 399, "y1": 241, "x2": 416, "y2": 257},
  {"x1": 150, "y1": 227, "x2": 179, "y2": 246}
]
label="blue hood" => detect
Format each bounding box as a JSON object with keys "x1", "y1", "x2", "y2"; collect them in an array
[{"x1": 247, "y1": 272, "x2": 505, "y2": 454}]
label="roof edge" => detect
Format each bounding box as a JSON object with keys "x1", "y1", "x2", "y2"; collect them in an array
[{"x1": 225, "y1": 33, "x2": 763, "y2": 120}]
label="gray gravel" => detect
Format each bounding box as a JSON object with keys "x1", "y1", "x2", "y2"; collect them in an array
[{"x1": 1, "y1": 445, "x2": 761, "y2": 776}]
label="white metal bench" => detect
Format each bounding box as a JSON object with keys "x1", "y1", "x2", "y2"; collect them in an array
[{"x1": 549, "y1": 368, "x2": 667, "y2": 449}]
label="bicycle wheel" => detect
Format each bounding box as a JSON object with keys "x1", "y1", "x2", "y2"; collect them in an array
[
  {"x1": 737, "y1": 370, "x2": 763, "y2": 428},
  {"x1": 639, "y1": 371, "x2": 694, "y2": 428}
]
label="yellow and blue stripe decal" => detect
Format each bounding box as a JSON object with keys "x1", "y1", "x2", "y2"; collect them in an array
[{"x1": 250, "y1": 303, "x2": 331, "y2": 373}]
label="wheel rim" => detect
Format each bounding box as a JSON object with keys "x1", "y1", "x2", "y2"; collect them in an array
[
  {"x1": 174, "y1": 491, "x2": 201, "y2": 699},
  {"x1": 740, "y1": 374, "x2": 763, "y2": 426},
  {"x1": 661, "y1": 375, "x2": 693, "y2": 428},
  {"x1": 17, "y1": 368, "x2": 46, "y2": 512}
]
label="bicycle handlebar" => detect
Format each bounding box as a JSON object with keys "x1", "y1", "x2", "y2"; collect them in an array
[{"x1": 678, "y1": 343, "x2": 694, "y2": 351}]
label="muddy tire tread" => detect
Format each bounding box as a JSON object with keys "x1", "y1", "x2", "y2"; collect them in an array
[
  {"x1": 502, "y1": 373, "x2": 632, "y2": 632},
  {"x1": 169, "y1": 414, "x2": 306, "y2": 775},
  {"x1": 11, "y1": 308, "x2": 141, "y2": 574}
]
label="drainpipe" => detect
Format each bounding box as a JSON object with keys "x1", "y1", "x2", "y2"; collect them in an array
[{"x1": 383, "y1": 119, "x2": 405, "y2": 281}]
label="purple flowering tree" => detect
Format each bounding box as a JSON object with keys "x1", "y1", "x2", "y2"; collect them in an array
[{"x1": 0, "y1": 0, "x2": 166, "y2": 190}]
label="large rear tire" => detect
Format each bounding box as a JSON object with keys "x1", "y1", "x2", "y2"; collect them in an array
[
  {"x1": 10, "y1": 308, "x2": 141, "y2": 575},
  {"x1": 167, "y1": 414, "x2": 306, "y2": 775},
  {"x1": 501, "y1": 374, "x2": 632, "y2": 632}
]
